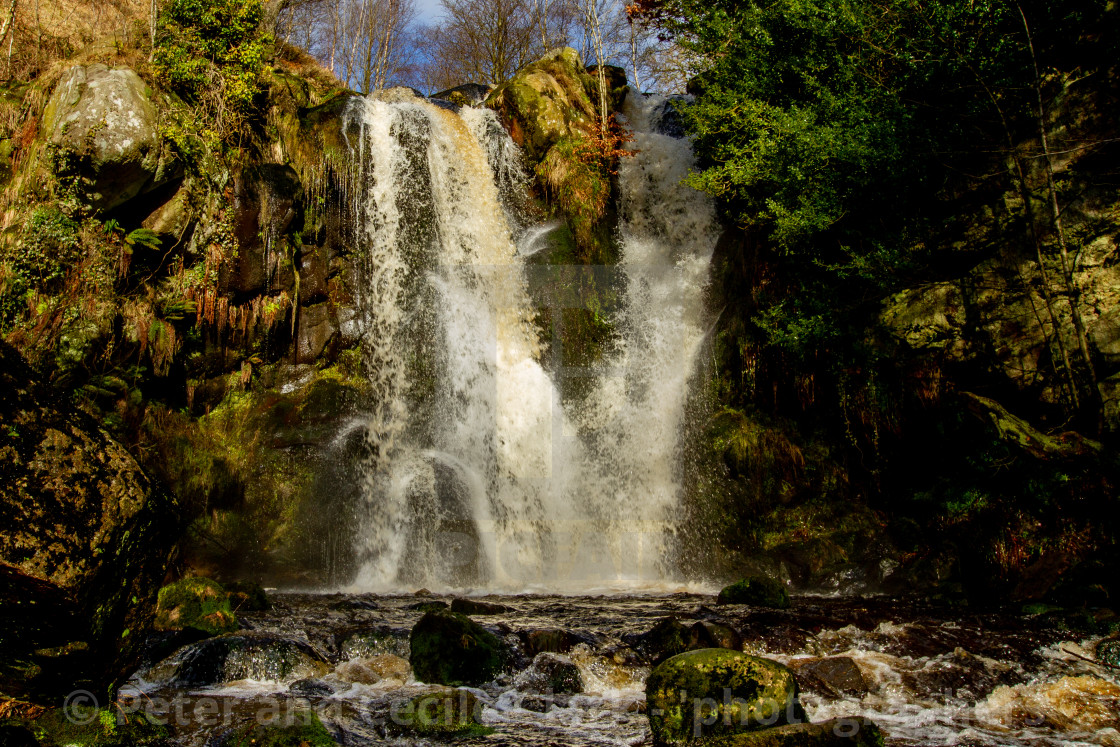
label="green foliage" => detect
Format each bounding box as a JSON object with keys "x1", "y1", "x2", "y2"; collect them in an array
[
  {"x1": 152, "y1": 0, "x2": 272, "y2": 132},
  {"x1": 0, "y1": 206, "x2": 81, "y2": 328},
  {"x1": 664, "y1": 0, "x2": 1112, "y2": 355}
]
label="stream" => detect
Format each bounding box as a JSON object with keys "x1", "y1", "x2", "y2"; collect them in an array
[{"x1": 122, "y1": 592, "x2": 1120, "y2": 746}]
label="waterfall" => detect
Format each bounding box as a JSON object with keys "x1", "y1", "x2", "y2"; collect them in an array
[{"x1": 341, "y1": 92, "x2": 718, "y2": 592}]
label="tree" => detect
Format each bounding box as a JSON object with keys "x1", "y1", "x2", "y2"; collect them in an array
[
  {"x1": 425, "y1": 0, "x2": 544, "y2": 86},
  {"x1": 278, "y1": 0, "x2": 419, "y2": 91}
]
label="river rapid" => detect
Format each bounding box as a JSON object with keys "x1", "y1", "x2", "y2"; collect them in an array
[{"x1": 122, "y1": 592, "x2": 1120, "y2": 746}]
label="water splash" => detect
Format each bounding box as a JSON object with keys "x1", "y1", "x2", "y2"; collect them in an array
[{"x1": 342, "y1": 93, "x2": 718, "y2": 591}]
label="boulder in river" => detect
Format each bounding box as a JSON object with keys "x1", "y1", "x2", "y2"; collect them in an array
[
  {"x1": 334, "y1": 654, "x2": 410, "y2": 685},
  {"x1": 450, "y1": 597, "x2": 511, "y2": 615},
  {"x1": 646, "y1": 649, "x2": 807, "y2": 746},
  {"x1": 154, "y1": 577, "x2": 239, "y2": 636},
  {"x1": 514, "y1": 652, "x2": 584, "y2": 694},
  {"x1": 0, "y1": 341, "x2": 178, "y2": 704},
  {"x1": 717, "y1": 577, "x2": 792, "y2": 609},
  {"x1": 174, "y1": 634, "x2": 330, "y2": 686},
  {"x1": 624, "y1": 617, "x2": 743, "y2": 665},
  {"x1": 788, "y1": 657, "x2": 869, "y2": 697},
  {"x1": 389, "y1": 688, "x2": 486, "y2": 736},
  {"x1": 409, "y1": 609, "x2": 506, "y2": 686}
]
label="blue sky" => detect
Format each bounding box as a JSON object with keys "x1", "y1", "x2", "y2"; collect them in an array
[{"x1": 415, "y1": 0, "x2": 445, "y2": 25}]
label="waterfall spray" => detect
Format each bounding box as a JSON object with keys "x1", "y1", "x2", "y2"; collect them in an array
[{"x1": 340, "y1": 92, "x2": 718, "y2": 591}]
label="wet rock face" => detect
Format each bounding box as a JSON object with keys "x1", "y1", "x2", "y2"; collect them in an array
[
  {"x1": 42, "y1": 64, "x2": 177, "y2": 211},
  {"x1": 409, "y1": 609, "x2": 506, "y2": 686},
  {"x1": 645, "y1": 649, "x2": 806, "y2": 747},
  {"x1": 0, "y1": 342, "x2": 178, "y2": 704}
]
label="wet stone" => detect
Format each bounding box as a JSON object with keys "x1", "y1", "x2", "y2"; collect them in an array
[
  {"x1": 173, "y1": 634, "x2": 330, "y2": 685},
  {"x1": 289, "y1": 678, "x2": 336, "y2": 696},
  {"x1": 789, "y1": 656, "x2": 869, "y2": 696},
  {"x1": 450, "y1": 598, "x2": 511, "y2": 615},
  {"x1": 514, "y1": 652, "x2": 584, "y2": 694}
]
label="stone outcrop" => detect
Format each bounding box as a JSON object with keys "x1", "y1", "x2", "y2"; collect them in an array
[
  {"x1": 0, "y1": 342, "x2": 178, "y2": 704},
  {"x1": 42, "y1": 64, "x2": 179, "y2": 210}
]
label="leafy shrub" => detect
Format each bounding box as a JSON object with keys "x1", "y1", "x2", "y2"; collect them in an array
[{"x1": 152, "y1": 0, "x2": 272, "y2": 134}]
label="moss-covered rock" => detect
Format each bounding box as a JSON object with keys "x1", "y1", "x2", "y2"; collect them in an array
[
  {"x1": 698, "y1": 717, "x2": 885, "y2": 747},
  {"x1": 409, "y1": 609, "x2": 506, "y2": 686},
  {"x1": 10, "y1": 707, "x2": 171, "y2": 747},
  {"x1": 225, "y1": 580, "x2": 271, "y2": 611},
  {"x1": 154, "y1": 577, "x2": 239, "y2": 636},
  {"x1": 717, "y1": 578, "x2": 792, "y2": 609},
  {"x1": 645, "y1": 649, "x2": 806, "y2": 746},
  {"x1": 0, "y1": 342, "x2": 178, "y2": 705},
  {"x1": 388, "y1": 688, "x2": 490, "y2": 737}
]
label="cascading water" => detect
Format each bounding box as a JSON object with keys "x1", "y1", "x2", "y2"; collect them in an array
[{"x1": 340, "y1": 91, "x2": 718, "y2": 591}]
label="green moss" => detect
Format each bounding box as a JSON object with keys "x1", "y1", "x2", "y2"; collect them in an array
[
  {"x1": 390, "y1": 689, "x2": 492, "y2": 736},
  {"x1": 717, "y1": 577, "x2": 791, "y2": 609},
  {"x1": 645, "y1": 649, "x2": 803, "y2": 747},
  {"x1": 13, "y1": 708, "x2": 169, "y2": 747},
  {"x1": 155, "y1": 577, "x2": 239, "y2": 635},
  {"x1": 225, "y1": 711, "x2": 336, "y2": 747}
]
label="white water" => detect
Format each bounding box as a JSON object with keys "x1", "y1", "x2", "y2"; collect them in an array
[{"x1": 341, "y1": 93, "x2": 718, "y2": 591}]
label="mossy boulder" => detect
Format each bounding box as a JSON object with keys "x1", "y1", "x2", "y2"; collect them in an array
[
  {"x1": 154, "y1": 578, "x2": 239, "y2": 636},
  {"x1": 42, "y1": 64, "x2": 177, "y2": 211},
  {"x1": 487, "y1": 48, "x2": 597, "y2": 165},
  {"x1": 515, "y1": 652, "x2": 583, "y2": 694},
  {"x1": 0, "y1": 342, "x2": 178, "y2": 705},
  {"x1": 698, "y1": 718, "x2": 885, "y2": 747},
  {"x1": 173, "y1": 634, "x2": 329, "y2": 686},
  {"x1": 718, "y1": 578, "x2": 792, "y2": 609},
  {"x1": 409, "y1": 609, "x2": 506, "y2": 686},
  {"x1": 646, "y1": 649, "x2": 806, "y2": 746},
  {"x1": 225, "y1": 580, "x2": 271, "y2": 611},
  {"x1": 389, "y1": 688, "x2": 489, "y2": 736}
]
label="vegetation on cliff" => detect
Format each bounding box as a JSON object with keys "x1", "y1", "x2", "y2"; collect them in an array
[{"x1": 641, "y1": 0, "x2": 1120, "y2": 602}]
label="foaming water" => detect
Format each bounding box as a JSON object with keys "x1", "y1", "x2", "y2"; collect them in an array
[
  {"x1": 339, "y1": 93, "x2": 718, "y2": 592},
  {"x1": 124, "y1": 594, "x2": 1120, "y2": 747}
]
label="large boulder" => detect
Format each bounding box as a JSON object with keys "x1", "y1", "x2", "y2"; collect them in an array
[
  {"x1": 645, "y1": 649, "x2": 806, "y2": 746},
  {"x1": 717, "y1": 577, "x2": 792, "y2": 609},
  {"x1": 409, "y1": 609, "x2": 506, "y2": 686},
  {"x1": 42, "y1": 64, "x2": 177, "y2": 211},
  {"x1": 0, "y1": 342, "x2": 178, "y2": 704},
  {"x1": 389, "y1": 688, "x2": 485, "y2": 736}
]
